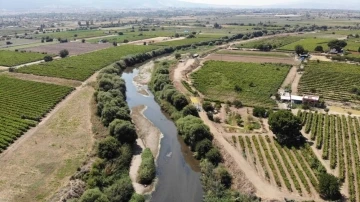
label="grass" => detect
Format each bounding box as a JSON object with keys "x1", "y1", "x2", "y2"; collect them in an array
[
  {"x1": 0, "y1": 50, "x2": 47, "y2": 66},
  {"x1": 299, "y1": 61, "x2": 360, "y2": 103},
  {"x1": 237, "y1": 36, "x2": 302, "y2": 49},
  {"x1": 16, "y1": 45, "x2": 158, "y2": 81},
  {"x1": 217, "y1": 50, "x2": 291, "y2": 58},
  {"x1": 279, "y1": 38, "x2": 332, "y2": 52},
  {"x1": 345, "y1": 39, "x2": 360, "y2": 52},
  {"x1": 191, "y1": 61, "x2": 290, "y2": 107}
]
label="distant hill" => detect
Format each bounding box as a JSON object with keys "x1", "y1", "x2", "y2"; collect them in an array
[{"x1": 1, "y1": 0, "x2": 360, "y2": 11}]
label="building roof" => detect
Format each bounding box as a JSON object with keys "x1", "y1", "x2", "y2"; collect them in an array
[
  {"x1": 303, "y1": 95, "x2": 320, "y2": 101},
  {"x1": 281, "y1": 95, "x2": 303, "y2": 101}
]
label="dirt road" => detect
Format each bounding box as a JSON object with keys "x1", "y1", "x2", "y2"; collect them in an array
[{"x1": 0, "y1": 73, "x2": 98, "y2": 202}]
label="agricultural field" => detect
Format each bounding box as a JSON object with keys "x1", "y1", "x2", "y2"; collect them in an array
[
  {"x1": 299, "y1": 112, "x2": 360, "y2": 202},
  {"x1": 191, "y1": 61, "x2": 291, "y2": 107},
  {"x1": 22, "y1": 42, "x2": 112, "y2": 55},
  {"x1": 0, "y1": 50, "x2": 46, "y2": 67},
  {"x1": 232, "y1": 135, "x2": 325, "y2": 197},
  {"x1": 34, "y1": 29, "x2": 114, "y2": 40},
  {"x1": 16, "y1": 45, "x2": 158, "y2": 81},
  {"x1": 298, "y1": 61, "x2": 360, "y2": 103},
  {"x1": 217, "y1": 50, "x2": 292, "y2": 58},
  {"x1": 0, "y1": 76, "x2": 74, "y2": 152},
  {"x1": 0, "y1": 38, "x2": 40, "y2": 49},
  {"x1": 279, "y1": 38, "x2": 332, "y2": 52},
  {"x1": 237, "y1": 36, "x2": 302, "y2": 49},
  {"x1": 345, "y1": 39, "x2": 360, "y2": 52},
  {"x1": 154, "y1": 35, "x2": 224, "y2": 47}
]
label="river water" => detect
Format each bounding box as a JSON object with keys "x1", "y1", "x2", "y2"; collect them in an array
[{"x1": 122, "y1": 66, "x2": 203, "y2": 202}]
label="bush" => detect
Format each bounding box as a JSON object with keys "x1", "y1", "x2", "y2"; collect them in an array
[
  {"x1": 314, "y1": 45, "x2": 324, "y2": 52},
  {"x1": 202, "y1": 101, "x2": 214, "y2": 112},
  {"x1": 137, "y1": 148, "x2": 156, "y2": 185},
  {"x1": 182, "y1": 105, "x2": 199, "y2": 117},
  {"x1": 195, "y1": 139, "x2": 213, "y2": 159},
  {"x1": 215, "y1": 165, "x2": 232, "y2": 188},
  {"x1": 80, "y1": 188, "x2": 109, "y2": 202},
  {"x1": 105, "y1": 177, "x2": 134, "y2": 202},
  {"x1": 232, "y1": 100, "x2": 242, "y2": 108},
  {"x1": 129, "y1": 194, "x2": 145, "y2": 202},
  {"x1": 175, "y1": 53, "x2": 181, "y2": 59},
  {"x1": 207, "y1": 111, "x2": 214, "y2": 121},
  {"x1": 109, "y1": 119, "x2": 137, "y2": 144},
  {"x1": 205, "y1": 148, "x2": 222, "y2": 165},
  {"x1": 97, "y1": 136, "x2": 120, "y2": 159},
  {"x1": 59, "y1": 49, "x2": 69, "y2": 58},
  {"x1": 172, "y1": 93, "x2": 188, "y2": 110},
  {"x1": 44, "y1": 55, "x2": 53, "y2": 62},
  {"x1": 253, "y1": 106, "x2": 267, "y2": 118},
  {"x1": 82, "y1": 39, "x2": 86, "y2": 43}
]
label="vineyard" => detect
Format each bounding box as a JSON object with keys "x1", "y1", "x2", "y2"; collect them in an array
[
  {"x1": 298, "y1": 61, "x2": 360, "y2": 103},
  {"x1": 299, "y1": 111, "x2": 360, "y2": 202},
  {"x1": 0, "y1": 50, "x2": 46, "y2": 67},
  {"x1": 232, "y1": 135, "x2": 325, "y2": 197},
  {"x1": 154, "y1": 35, "x2": 223, "y2": 47},
  {"x1": 278, "y1": 38, "x2": 332, "y2": 52},
  {"x1": 16, "y1": 45, "x2": 158, "y2": 81},
  {"x1": 191, "y1": 61, "x2": 291, "y2": 107},
  {"x1": 237, "y1": 36, "x2": 302, "y2": 49},
  {"x1": 0, "y1": 76, "x2": 73, "y2": 152}
]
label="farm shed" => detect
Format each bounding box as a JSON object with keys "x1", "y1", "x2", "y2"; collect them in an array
[
  {"x1": 280, "y1": 93, "x2": 303, "y2": 104},
  {"x1": 303, "y1": 95, "x2": 320, "y2": 106}
]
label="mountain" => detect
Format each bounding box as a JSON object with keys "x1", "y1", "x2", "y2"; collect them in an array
[{"x1": 1, "y1": 0, "x2": 359, "y2": 11}]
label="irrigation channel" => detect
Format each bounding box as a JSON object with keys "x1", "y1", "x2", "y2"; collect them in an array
[{"x1": 122, "y1": 64, "x2": 203, "y2": 202}]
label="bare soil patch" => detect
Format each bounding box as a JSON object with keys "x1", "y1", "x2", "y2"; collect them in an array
[
  {"x1": 133, "y1": 61, "x2": 155, "y2": 85},
  {"x1": 310, "y1": 55, "x2": 332, "y2": 62},
  {"x1": 0, "y1": 84, "x2": 94, "y2": 202},
  {"x1": 22, "y1": 42, "x2": 111, "y2": 56},
  {"x1": 4, "y1": 72, "x2": 82, "y2": 87},
  {"x1": 0, "y1": 66, "x2": 9, "y2": 71},
  {"x1": 128, "y1": 37, "x2": 185, "y2": 45},
  {"x1": 206, "y1": 54, "x2": 297, "y2": 65}
]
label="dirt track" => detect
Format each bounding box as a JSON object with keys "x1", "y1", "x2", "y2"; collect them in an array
[{"x1": 206, "y1": 54, "x2": 297, "y2": 65}]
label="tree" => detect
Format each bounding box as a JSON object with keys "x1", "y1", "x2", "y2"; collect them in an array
[
  {"x1": 43, "y1": 55, "x2": 53, "y2": 62},
  {"x1": 253, "y1": 106, "x2": 267, "y2": 118},
  {"x1": 215, "y1": 166, "x2": 232, "y2": 188},
  {"x1": 213, "y1": 22, "x2": 221, "y2": 29},
  {"x1": 105, "y1": 177, "x2": 134, "y2": 202},
  {"x1": 118, "y1": 32, "x2": 124, "y2": 35},
  {"x1": 358, "y1": 47, "x2": 360, "y2": 53},
  {"x1": 318, "y1": 173, "x2": 342, "y2": 200},
  {"x1": 137, "y1": 148, "x2": 156, "y2": 185},
  {"x1": 195, "y1": 139, "x2": 213, "y2": 159},
  {"x1": 174, "y1": 33, "x2": 180, "y2": 38},
  {"x1": 182, "y1": 105, "x2": 199, "y2": 117},
  {"x1": 109, "y1": 119, "x2": 137, "y2": 144},
  {"x1": 295, "y1": 45, "x2": 305, "y2": 55},
  {"x1": 113, "y1": 42, "x2": 117, "y2": 46},
  {"x1": 97, "y1": 136, "x2": 120, "y2": 159},
  {"x1": 327, "y1": 40, "x2": 347, "y2": 52},
  {"x1": 59, "y1": 49, "x2": 69, "y2": 58},
  {"x1": 172, "y1": 93, "x2": 188, "y2": 110},
  {"x1": 82, "y1": 39, "x2": 86, "y2": 43},
  {"x1": 268, "y1": 110, "x2": 302, "y2": 145},
  {"x1": 206, "y1": 148, "x2": 222, "y2": 165},
  {"x1": 314, "y1": 45, "x2": 324, "y2": 52},
  {"x1": 80, "y1": 188, "x2": 109, "y2": 202},
  {"x1": 129, "y1": 194, "x2": 145, "y2": 202}
]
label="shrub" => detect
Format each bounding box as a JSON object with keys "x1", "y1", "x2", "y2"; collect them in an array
[
  {"x1": 44, "y1": 55, "x2": 53, "y2": 62},
  {"x1": 253, "y1": 106, "x2": 267, "y2": 118},
  {"x1": 215, "y1": 165, "x2": 232, "y2": 188},
  {"x1": 129, "y1": 194, "x2": 145, "y2": 202},
  {"x1": 314, "y1": 45, "x2": 324, "y2": 52},
  {"x1": 195, "y1": 139, "x2": 213, "y2": 159},
  {"x1": 318, "y1": 173, "x2": 342, "y2": 200},
  {"x1": 175, "y1": 53, "x2": 181, "y2": 59},
  {"x1": 80, "y1": 188, "x2": 109, "y2": 202},
  {"x1": 82, "y1": 39, "x2": 86, "y2": 43},
  {"x1": 207, "y1": 111, "x2": 214, "y2": 121},
  {"x1": 97, "y1": 136, "x2": 120, "y2": 159},
  {"x1": 205, "y1": 148, "x2": 222, "y2": 165},
  {"x1": 182, "y1": 105, "x2": 199, "y2": 117},
  {"x1": 109, "y1": 119, "x2": 137, "y2": 144},
  {"x1": 105, "y1": 177, "x2": 134, "y2": 202},
  {"x1": 232, "y1": 100, "x2": 242, "y2": 108},
  {"x1": 202, "y1": 101, "x2": 214, "y2": 112},
  {"x1": 137, "y1": 148, "x2": 156, "y2": 185},
  {"x1": 59, "y1": 49, "x2": 69, "y2": 58}
]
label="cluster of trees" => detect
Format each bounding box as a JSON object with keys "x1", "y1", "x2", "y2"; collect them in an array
[
  {"x1": 76, "y1": 65, "x2": 143, "y2": 202},
  {"x1": 255, "y1": 44, "x2": 273, "y2": 51},
  {"x1": 328, "y1": 40, "x2": 347, "y2": 52},
  {"x1": 41, "y1": 36, "x2": 53, "y2": 43},
  {"x1": 137, "y1": 148, "x2": 156, "y2": 185}
]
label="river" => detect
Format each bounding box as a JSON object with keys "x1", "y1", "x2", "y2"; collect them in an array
[{"x1": 122, "y1": 66, "x2": 203, "y2": 202}]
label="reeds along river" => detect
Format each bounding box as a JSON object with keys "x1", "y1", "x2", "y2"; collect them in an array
[{"x1": 122, "y1": 65, "x2": 203, "y2": 202}]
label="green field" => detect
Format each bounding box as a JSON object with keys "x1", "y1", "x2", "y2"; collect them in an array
[
  {"x1": 217, "y1": 50, "x2": 291, "y2": 58},
  {"x1": 34, "y1": 30, "x2": 113, "y2": 40},
  {"x1": 238, "y1": 36, "x2": 302, "y2": 49},
  {"x1": 191, "y1": 61, "x2": 290, "y2": 107},
  {"x1": 0, "y1": 76, "x2": 74, "y2": 152},
  {"x1": 16, "y1": 45, "x2": 158, "y2": 81},
  {"x1": 0, "y1": 50, "x2": 46, "y2": 66},
  {"x1": 154, "y1": 35, "x2": 224, "y2": 47},
  {"x1": 279, "y1": 38, "x2": 332, "y2": 52},
  {"x1": 345, "y1": 39, "x2": 360, "y2": 52},
  {"x1": 299, "y1": 61, "x2": 360, "y2": 103}
]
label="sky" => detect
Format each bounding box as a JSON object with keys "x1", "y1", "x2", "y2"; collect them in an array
[{"x1": 179, "y1": 0, "x2": 295, "y2": 6}]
